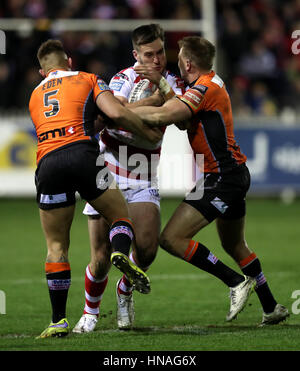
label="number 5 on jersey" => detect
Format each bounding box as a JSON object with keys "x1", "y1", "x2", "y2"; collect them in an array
[{"x1": 44, "y1": 90, "x2": 60, "y2": 118}]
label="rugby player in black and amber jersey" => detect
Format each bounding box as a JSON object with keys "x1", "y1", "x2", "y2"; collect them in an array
[
  {"x1": 133, "y1": 36, "x2": 289, "y2": 326},
  {"x1": 29, "y1": 39, "x2": 161, "y2": 338}
]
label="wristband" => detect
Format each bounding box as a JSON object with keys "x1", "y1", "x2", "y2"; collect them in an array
[{"x1": 158, "y1": 76, "x2": 175, "y2": 101}]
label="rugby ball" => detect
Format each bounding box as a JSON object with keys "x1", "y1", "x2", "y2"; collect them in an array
[{"x1": 128, "y1": 79, "x2": 157, "y2": 103}]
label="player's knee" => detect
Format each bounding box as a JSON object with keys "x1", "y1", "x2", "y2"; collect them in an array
[
  {"x1": 134, "y1": 240, "x2": 159, "y2": 268},
  {"x1": 91, "y1": 260, "x2": 111, "y2": 280},
  {"x1": 159, "y1": 231, "x2": 175, "y2": 254},
  {"x1": 221, "y1": 238, "x2": 249, "y2": 260},
  {"x1": 137, "y1": 248, "x2": 157, "y2": 268}
]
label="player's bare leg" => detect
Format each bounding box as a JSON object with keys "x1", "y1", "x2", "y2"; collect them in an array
[
  {"x1": 129, "y1": 202, "x2": 160, "y2": 268},
  {"x1": 73, "y1": 216, "x2": 111, "y2": 333},
  {"x1": 40, "y1": 205, "x2": 75, "y2": 263},
  {"x1": 216, "y1": 217, "x2": 250, "y2": 262},
  {"x1": 116, "y1": 202, "x2": 160, "y2": 329},
  {"x1": 159, "y1": 202, "x2": 255, "y2": 321},
  {"x1": 74, "y1": 185, "x2": 152, "y2": 334},
  {"x1": 159, "y1": 202, "x2": 209, "y2": 258},
  {"x1": 88, "y1": 216, "x2": 112, "y2": 278},
  {"x1": 37, "y1": 205, "x2": 75, "y2": 338},
  {"x1": 216, "y1": 217, "x2": 289, "y2": 324}
]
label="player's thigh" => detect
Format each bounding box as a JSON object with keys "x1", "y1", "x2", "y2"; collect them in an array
[
  {"x1": 87, "y1": 215, "x2": 112, "y2": 277},
  {"x1": 88, "y1": 180, "x2": 129, "y2": 225},
  {"x1": 128, "y1": 202, "x2": 161, "y2": 250},
  {"x1": 39, "y1": 205, "x2": 75, "y2": 252},
  {"x1": 88, "y1": 215, "x2": 111, "y2": 255}
]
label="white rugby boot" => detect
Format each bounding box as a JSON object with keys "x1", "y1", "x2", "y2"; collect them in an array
[
  {"x1": 226, "y1": 276, "x2": 256, "y2": 321},
  {"x1": 116, "y1": 279, "x2": 135, "y2": 330},
  {"x1": 72, "y1": 314, "x2": 98, "y2": 333},
  {"x1": 259, "y1": 304, "x2": 289, "y2": 326}
]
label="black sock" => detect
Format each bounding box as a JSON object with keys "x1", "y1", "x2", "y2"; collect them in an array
[
  {"x1": 240, "y1": 254, "x2": 277, "y2": 313},
  {"x1": 109, "y1": 219, "x2": 134, "y2": 257},
  {"x1": 46, "y1": 269, "x2": 71, "y2": 323},
  {"x1": 186, "y1": 241, "x2": 244, "y2": 287}
]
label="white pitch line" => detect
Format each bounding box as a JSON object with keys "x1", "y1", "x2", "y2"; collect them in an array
[
  {"x1": 0, "y1": 271, "x2": 295, "y2": 286},
  {"x1": 0, "y1": 273, "x2": 208, "y2": 285}
]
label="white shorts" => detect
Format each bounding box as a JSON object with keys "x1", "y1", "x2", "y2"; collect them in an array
[{"x1": 83, "y1": 187, "x2": 160, "y2": 216}]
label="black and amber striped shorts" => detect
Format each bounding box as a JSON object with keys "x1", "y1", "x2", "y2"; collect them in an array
[{"x1": 183, "y1": 163, "x2": 250, "y2": 223}]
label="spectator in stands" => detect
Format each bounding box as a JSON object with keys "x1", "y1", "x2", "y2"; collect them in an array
[{"x1": 0, "y1": 0, "x2": 299, "y2": 118}]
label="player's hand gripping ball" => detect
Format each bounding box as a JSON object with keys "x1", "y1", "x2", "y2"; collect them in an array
[{"x1": 128, "y1": 79, "x2": 157, "y2": 103}]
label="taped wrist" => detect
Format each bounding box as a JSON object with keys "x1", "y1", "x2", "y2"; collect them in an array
[{"x1": 158, "y1": 77, "x2": 175, "y2": 101}]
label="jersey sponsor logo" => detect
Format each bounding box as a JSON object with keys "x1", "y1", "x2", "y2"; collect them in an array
[
  {"x1": 211, "y1": 74, "x2": 224, "y2": 88},
  {"x1": 65, "y1": 126, "x2": 76, "y2": 136},
  {"x1": 113, "y1": 72, "x2": 129, "y2": 81},
  {"x1": 193, "y1": 84, "x2": 208, "y2": 95},
  {"x1": 176, "y1": 78, "x2": 185, "y2": 89},
  {"x1": 40, "y1": 193, "x2": 67, "y2": 204},
  {"x1": 181, "y1": 89, "x2": 204, "y2": 111},
  {"x1": 110, "y1": 81, "x2": 125, "y2": 91},
  {"x1": 38, "y1": 126, "x2": 76, "y2": 143},
  {"x1": 97, "y1": 79, "x2": 110, "y2": 91},
  {"x1": 149, "y1": 188, "x2": 160, "y2": 198},
  {"x1": 210, "y1": 197, "x2": 228, "y2": 214}
]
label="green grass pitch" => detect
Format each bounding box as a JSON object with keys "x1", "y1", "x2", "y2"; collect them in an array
[{"x1": 0, "y1": 197, "x2": 299, "y2": 351}]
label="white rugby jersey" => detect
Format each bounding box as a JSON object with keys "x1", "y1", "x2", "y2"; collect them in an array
[{"x1": 100, "y1": 63, "x2": 186, "y2": 189}]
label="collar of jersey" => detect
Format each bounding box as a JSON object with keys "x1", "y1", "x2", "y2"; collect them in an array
[{"x1": 46, "y1": 68, "x2": 69, "y2": 77}]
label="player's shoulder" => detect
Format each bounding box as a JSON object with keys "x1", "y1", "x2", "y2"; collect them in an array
[
  {"x1": 111, "y1": 66, "x2": 135, "y2": 82},
  {"x1": 109, "y1": 66, "x2": 136, "y2": 93},
  {"x1": 194, "y1": 71, "x2": 224, "y2": 92}
]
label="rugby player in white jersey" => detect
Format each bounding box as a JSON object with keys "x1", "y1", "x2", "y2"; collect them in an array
[{"x1": 73, "y1": 24, "x2": 185, "y2": 333}]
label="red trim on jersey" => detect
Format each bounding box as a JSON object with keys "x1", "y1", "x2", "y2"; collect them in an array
[
  {"x1": 105, "y1": 161, "x2": 142, "y2": 179},
  {"x1": 134, "y1": 75, "x2": 142, "y2": 84},
  {"x1": 101, "y1": 129, "x2": 162, "y2": 160},
  {"x1": 105, "y1": 160, "x2": 156, "y2": 180}
]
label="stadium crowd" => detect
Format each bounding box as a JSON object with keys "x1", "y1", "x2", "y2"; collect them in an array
[{"x1": 0, "y1": 0, "x2": 299, "y2": 118}]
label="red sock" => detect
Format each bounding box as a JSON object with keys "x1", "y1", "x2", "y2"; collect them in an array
[{"x1": 84, "y1": 265, "x2": 108, "y2": 317}]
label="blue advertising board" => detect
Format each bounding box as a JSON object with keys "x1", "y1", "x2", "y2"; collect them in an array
[{"x1": 235, "y1": 127, "x2": 300, "y2": 194}]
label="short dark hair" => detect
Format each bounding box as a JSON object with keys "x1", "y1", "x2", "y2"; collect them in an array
[
  {"x1": 132, "y1": 24, "x2": 165, "y2": 49},
  {"x1": 178, "y1": 36, "x2": 215, "y2": 70},
  {"x1": 37, "y1": 39, "x2": 65, "y2": 62}
]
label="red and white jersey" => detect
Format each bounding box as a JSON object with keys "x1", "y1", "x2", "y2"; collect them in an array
[{"x1": 100, "y1": 63, "x2": 186, "y2": 188}]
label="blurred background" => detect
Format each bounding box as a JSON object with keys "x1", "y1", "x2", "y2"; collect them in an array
[{"x1": 0, "y1": 0, "x2": 300, "y2": 200}]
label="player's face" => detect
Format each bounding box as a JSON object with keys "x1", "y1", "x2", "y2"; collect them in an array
[
  {"x1": 134, "y1": 38, "x2": 167, "y2": 74},
  {"x1": 178, "y1": 48, "x2": 188, "y2": 82}
]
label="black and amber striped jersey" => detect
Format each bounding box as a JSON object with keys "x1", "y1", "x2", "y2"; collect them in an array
[
  {"x1": 29, "y1": 69, "x2": 111, "y2": 164},
  {"x1": 180, "y1": 70, "x2": 246, "y2": 173}
]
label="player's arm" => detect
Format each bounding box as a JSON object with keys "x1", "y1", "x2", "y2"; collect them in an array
[
  {"x1": 114, "y1": 93, "x2": 164, "y2": 108},
  {"x1": 132, "y1": 97, "x2": 192, "y2": 127},
  {"x1": 133, "y1": 65, "x2": 191, "y2": 128},
  {"x1": 96, "y1": 91, "x2": 163, "y2": 143}
]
